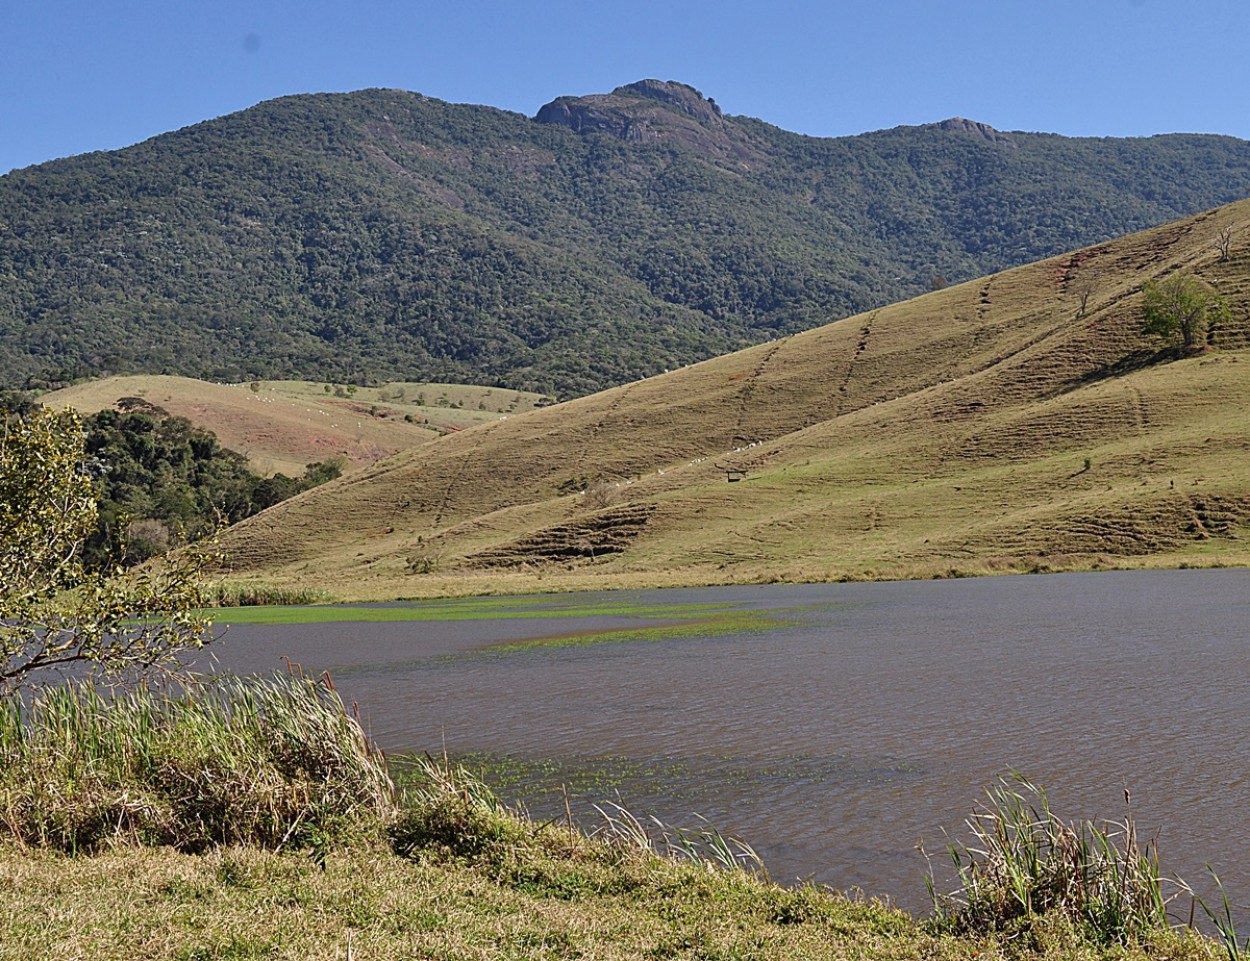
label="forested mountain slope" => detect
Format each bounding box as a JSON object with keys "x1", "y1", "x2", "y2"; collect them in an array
[{"x1": 3, "y1": 81, "x2": 1249, "y2": 396}]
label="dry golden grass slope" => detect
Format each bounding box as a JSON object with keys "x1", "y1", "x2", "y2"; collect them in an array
[
  {"x1": 217, "y1": 200, "x2": 1250, "y2": 598},
  {"x1": 42, "y1": 377, "x2": 546, "y2": 476}
]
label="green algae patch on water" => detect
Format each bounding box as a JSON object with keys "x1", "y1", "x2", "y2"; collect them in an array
[
  {"x1": 205, "y1": 592, "x2": 850, "y2": 657},
  {"x1": 474, "y1": 597, "x2": 859, "y2": 653},
  {"x1": 481, "y1": 608, "x2": 784, "y2": 653},
  {"x1": 206, "y1": 594, "x2": 743, "y2": 626}
]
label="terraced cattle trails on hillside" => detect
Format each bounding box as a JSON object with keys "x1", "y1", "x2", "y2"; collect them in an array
[{"x1": 215, "y1": 199, "x2": 1250, "y2": 598}]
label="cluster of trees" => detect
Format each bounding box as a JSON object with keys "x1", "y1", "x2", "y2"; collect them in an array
[
  {"x1": 81, "y1": 400, "x2": 343, "y2": 565},
  {"x1": 0, "y1": 394, "x2": 342, "y2": 567},
  {"x1": 2, "y1": 88, "x2": 1249, "y2": 396}
]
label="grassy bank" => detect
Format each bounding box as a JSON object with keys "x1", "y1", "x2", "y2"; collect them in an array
[
  {"x1": 3, "y1": 841, "x2": 1219, "y2": 961},
  {"x1": 211, "y1": 546, "x2": 1250, "y2": 606},
  {"x1": 0, "y1": 676, "x2": 1226, "y2": 960},
  {"x1": 0, "y1": 673, "x2": 392, "y2": 853}
]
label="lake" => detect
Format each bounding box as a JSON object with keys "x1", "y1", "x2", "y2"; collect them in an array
[{"x1": 208, "y1": 570, "x2": 1250, "y2": 916}]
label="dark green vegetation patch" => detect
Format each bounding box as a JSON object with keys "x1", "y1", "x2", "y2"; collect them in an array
[
  {"x1": 4, "y1": 83, "x2": 1250, "y2": 396},
  {"x1": 69, "y1": 401, "x2": 340, "y2": 565}
]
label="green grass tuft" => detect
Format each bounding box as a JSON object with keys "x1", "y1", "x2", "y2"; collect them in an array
[
  {"x1": 0, "y1": 671, "x2": 394, "y2": 852},
  {"x1": 926, "y1": 774, "x2": 1189, "y2": 945}
]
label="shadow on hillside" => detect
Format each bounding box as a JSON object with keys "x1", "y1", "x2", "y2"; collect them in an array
[{"x1": 1061, "y1": 346, "x2": 1184, "y2": 394}]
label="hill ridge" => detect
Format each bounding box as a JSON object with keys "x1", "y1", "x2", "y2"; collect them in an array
[{"x1": 213, "y1": 197, "x2": 1250, "y2": 596}]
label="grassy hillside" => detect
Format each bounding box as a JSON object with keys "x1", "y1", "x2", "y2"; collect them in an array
[
  {"x1": 4, "y1": 82, "x2": 1250, "y2": 396},
  {"x1": 214, "y1": 199, "x2": 1250, "y2": 597},
  {"x1": 41, "y1": 376, "x2": 544, "y2": 476}
]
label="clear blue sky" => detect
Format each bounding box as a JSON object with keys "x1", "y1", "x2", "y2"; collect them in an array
[{"x1": 3, "y1": 0, "x2": 1249, "y2": 175}]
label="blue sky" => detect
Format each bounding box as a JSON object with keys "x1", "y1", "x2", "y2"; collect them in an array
[{"x1": 3, "y1": 0, "x2": 1249, "y2": 175}]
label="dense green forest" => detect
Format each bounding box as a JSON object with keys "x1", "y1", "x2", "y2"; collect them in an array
[
  {"x1": 1, "y1": 392, "x2": 340, "y2": 565},
  {"x1": 2, "y1": 81, "x2": 1249, "y2": 396}
]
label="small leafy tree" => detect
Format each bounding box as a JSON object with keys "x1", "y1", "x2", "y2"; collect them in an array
[
  {"x1": 1, "y1": 407, "x2": 213, "y2": 691},
  {"x1": 1140, "y1": 274, "x2": 1230, "y2": 350}
]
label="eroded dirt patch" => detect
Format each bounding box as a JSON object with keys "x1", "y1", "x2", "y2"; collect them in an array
[{"x1": 467, "y1": 504, "x2": 656, "y2": 568}]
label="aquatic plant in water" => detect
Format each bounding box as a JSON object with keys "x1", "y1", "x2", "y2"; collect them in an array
[{"x1": 925, "y1": 774, "x2": 1188, "y2": 945}]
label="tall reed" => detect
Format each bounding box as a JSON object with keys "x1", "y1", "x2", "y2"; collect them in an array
[
  {"x1": 926, "y1": 775, "x2": 1186, "y2": 945},
  {"x1": 1195, "y1": 866, "x2": 1249, "y2": 961},
  {"x1": 591, "y1": 800, "x2": 763, "y2": 873},
  {"x1": 0, "y1": 671, "x2": 393, "y2": 852}
]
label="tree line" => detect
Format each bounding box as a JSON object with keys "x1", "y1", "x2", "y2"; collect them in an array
[{"x1": 1, "y1": 392, "x2": 342, "y2": 568}]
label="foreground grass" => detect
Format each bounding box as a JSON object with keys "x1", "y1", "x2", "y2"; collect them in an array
[
  {"x1": 0, "y1": 673, "x2": 391, "y2": 852},
  {"x1": 0, "y1": 833, "x2": 1219, "y2": 961},
  {"x1": 0, "y1": 678, "x2": 1225, "y2": 960}
]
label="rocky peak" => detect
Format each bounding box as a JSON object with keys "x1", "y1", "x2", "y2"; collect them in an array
[
  {"x1": 932, "y1": 117, "x2": 1017, "y2": 147},
  {"x1": 610, "y1": 80, "x2": 723, "y2": 123},
  {"x1": 533, "y1": 80, "x2": 756, "y2": 162}
]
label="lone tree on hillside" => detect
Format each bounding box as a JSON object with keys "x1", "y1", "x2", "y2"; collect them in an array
[
  {"x1": 1, "y1": 406, "x2": 213, "y2": 691},
  {"x1": 1215, "y1": 225, "x2": 1234, "y2": 262},
  {"x1": 1140, "y1": 274, "x2": 1230, "y2": 351},
  {"x1": 1067, "y1": 249, "x2": 1109, "y2": 320}
]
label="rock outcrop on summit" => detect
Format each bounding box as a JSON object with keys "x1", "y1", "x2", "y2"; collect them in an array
[
  {"x1": 930, "y1": 117, "x2": 1017, "y2": 147},
  {"x1": 535, "y1": 80, "x2": 758, "y2": 162}
]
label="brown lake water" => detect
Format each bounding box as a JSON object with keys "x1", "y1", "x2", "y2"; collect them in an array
[{"x1": 209, "y1": 570, "x2": 1250, "y2": 917}]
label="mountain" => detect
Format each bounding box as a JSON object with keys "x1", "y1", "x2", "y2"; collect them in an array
[
  {"x1": 3, "y1": 81, "x2": 1250, "y2": 397},
  {"x1": 212, "y1": 197, "x2": 1250, "y2": 597}
]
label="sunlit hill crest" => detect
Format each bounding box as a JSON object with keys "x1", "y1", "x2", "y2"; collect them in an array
[{"x1": 215, "y1": 198, "x2": 1250, "y2": 596}]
